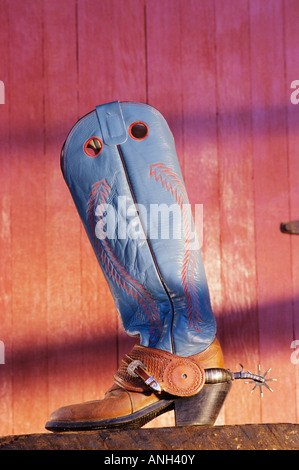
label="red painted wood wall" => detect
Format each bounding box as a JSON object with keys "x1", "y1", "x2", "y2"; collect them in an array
[{"x1": 0, "y1": 0, "x2": 298, "y2": 436}]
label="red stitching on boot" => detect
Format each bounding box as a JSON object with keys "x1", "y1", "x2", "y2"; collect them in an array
[
  {"x1": 87, "y1": 180, "x2": 162, "y2": 345},
  {"x1": 150, "y1": 164, "x2": 202, "y2": 332}
]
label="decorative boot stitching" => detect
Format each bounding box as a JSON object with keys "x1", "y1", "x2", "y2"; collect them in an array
[
  {"x1": 87, "y1": 179, "x2": 162, "y2": 345},
  {"x1": 149, "y1": 163, "x2": 202, "y2": 332}
]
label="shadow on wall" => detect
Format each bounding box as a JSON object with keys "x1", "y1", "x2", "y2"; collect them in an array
[
  {"x1": 4, "y1": 100, "x2": 299, "y2": 152},
  {"x1": 0, "y1": 296, "x2": 297, "y2": 388}
]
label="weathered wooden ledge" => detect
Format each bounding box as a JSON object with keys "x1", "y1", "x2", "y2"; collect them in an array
[{"x1": 0, "y1": 423, "x2": 298, "y2": 450}]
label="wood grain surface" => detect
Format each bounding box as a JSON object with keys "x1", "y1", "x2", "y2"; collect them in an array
[{"x1": 0, "y1": 423, "x2": 298, "y2": 450}]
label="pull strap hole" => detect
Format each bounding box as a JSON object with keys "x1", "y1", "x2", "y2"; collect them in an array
[
  {"x1": 84, "y1": 137, "x2": 103, "y2": 157},
  {"x1": 129, "y1": 122, "x2": 149, "y2": 140}
]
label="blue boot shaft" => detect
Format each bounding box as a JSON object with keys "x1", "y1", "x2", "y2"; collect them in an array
[{"x1": 61, "y1": 101, "x2": 216, "y2": 356}]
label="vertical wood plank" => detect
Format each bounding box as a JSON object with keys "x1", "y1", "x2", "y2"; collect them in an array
[
  {"x1": 0, "y1": 0, "x2": 13, "y2": 436},
  {"x1": 146, "y1": 0, "x2": 184, "y2": 163},
  {"x1": 214, "y1": 0, "x2": 260, "y2": 424},
  {"x1": 284, "y1": 0, "x2": 299, "y2": 422},
  {"x1": 78, "y1": 0, "x2": 147, "y2": 112},
  {"x1": 43, "y1": 0, "x2": 83, "y2": 417},
  {"x1": 250, "y1": 0, "x2": 296, "y2": 423},
  {"x1": 8, "y1": 0, "x2": 47, "y2": 434}
]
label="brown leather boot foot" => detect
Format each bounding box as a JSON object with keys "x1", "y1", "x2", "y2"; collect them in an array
[
  {"x1": 45, "y1": 385, "x2": 173, "y2": 432},
  {"x1": 45, "y1": 338, "x2": 231, "y2": 432}
]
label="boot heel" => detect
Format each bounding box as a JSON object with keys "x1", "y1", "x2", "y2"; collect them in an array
[{"x1": 174, "y1": 382, "x2": 232, "y2": 426}]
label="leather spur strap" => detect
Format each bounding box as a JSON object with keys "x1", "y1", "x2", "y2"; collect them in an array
[{"x1": 114, "y1": 345, "x2": 206, "y2": 397}]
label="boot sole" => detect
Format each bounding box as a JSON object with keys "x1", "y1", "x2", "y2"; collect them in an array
[{"x1": 45, "y1": 399, "x2": 174, "y2": 432}]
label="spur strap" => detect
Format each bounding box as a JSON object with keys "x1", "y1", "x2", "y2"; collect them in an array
[{"x1": 114, "y1": 345, "x2": 206, "y2": 397}]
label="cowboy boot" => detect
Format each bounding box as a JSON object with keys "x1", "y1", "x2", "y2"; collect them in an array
[{"x1": 46, "y1": 101, "x2": 232, "y2": 432}]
